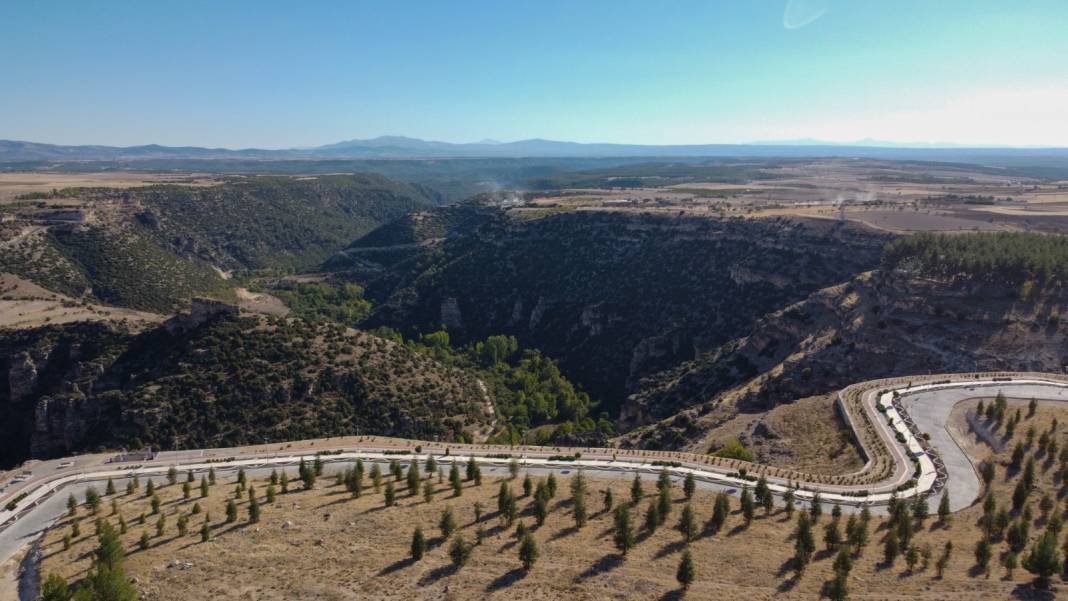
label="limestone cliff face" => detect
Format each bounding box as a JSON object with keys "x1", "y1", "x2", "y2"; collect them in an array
[{"x1": 622, "y1": 270, "x2": 1068, "y2": 449}]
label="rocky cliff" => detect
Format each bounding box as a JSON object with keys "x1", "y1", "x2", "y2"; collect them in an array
[{"x1": 623, "y1": 269, "x2": 1068, "y2": 450}]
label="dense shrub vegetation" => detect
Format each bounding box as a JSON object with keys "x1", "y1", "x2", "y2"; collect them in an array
[
  {"x1": 273, "y1": 282, "x2": 372, "y2": 326},
  {"x1": 883, "y1": 232, "x2": 1068, "y2": 284},
  {"x1": 49, "y1": 225, "x2": 230, "y2": 311}
]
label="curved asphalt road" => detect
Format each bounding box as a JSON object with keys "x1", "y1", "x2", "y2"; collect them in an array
[{"x1": 2, "y1": 372, "x2": 1067, "y2": 583}]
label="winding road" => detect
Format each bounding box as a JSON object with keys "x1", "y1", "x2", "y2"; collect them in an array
[{"x1": 0, "y1": 371, "x2": 1063, "y2": 578}]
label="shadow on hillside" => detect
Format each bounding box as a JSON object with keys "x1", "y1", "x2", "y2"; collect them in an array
[
  {"x1": 548, "y1": 525, "x2": 579, "y2": 541},
  {"x1": 575, "y1": 553, "x2": 624, "y2": 582},
  {"x1": 418, "y1": 563, "x2": 458, "y2": 586},
  {"x1": 378, "y1": 557, "x2": 416, "y2": 576},
  {"x1": 486, "y1": 567, "x2": 527, "y2": 591},
  {"x1": 659, "y1": 589, "x2": 685, "y2": 601},
  {"x1": 654, "y1": 540, "x2": 686, "y2": 559}
]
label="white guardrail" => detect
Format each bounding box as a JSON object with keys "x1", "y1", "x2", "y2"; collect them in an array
[{"x1": 2, "y1": 374, "x2": 1066, "y2": 533}]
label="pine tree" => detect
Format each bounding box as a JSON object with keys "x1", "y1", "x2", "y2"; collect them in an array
[
  {"x1": 826, "y1": 571, "x2": 849, "y2": 601},
  {"x1": 508, "y1": 459, "x2": 519, "y2": 480},
  {"x1": 884, "y1": 529, "x2": 900, "y2": 566},
  {"x1": 676, "y1": 549, "x2": 695, "y2": 590},
  {"x1": 794, "y1": 512, "x2": 815, "y2": 573},
  {"x1": 200, "y1": 522, "x2": 210, "y2": 542},
  {"x1": 782, "y1": 488, "x2": 795, "y2": 517},
  {"x1": 167, "y1": 466, "x2": 177, "y2": 486},
  {"x1": 474, "y1": 501, "x2": 483, "y2": 523},
  {"x1": 150, "y1": 495, "x2": 160, "y2": 515},
  {"x1": 248, "y1": 496, "x2": 261, "y2": 524},
  {"x1": 139, "y1": 531, "x2": 150, "y2": 551},
  {"x1": 449, "y1": 535, "x2": 471, "y2": 567},
  {"x1": 645, "y1": 501, "x2": 660, "y2": 533},
  {"x1": 466, "y1": 456, "x2": 478, "y2": 481},
  {"x1": 313, "y1": 455, "x2": 324, "y2": 477},
  {"x1": 974, "y1": 536, "x2": 992, "y2": 576},
  {"x1": 407, "y1": 462, "x2": 420, "y2": 496},
  {"x1": 522, "y1": 474, "x2": 533, "y2": 497},
  {"x1": 824, "y1": 518, "x2": 841, "y2": 552},
  {"x1": 519, "y1": 533, "x2": 539, "y2": 570},
  {"x1": 810, "y1": 492, "x2": 823, "y2": 522},
  {"x1": 371, "y1": 463, "x2": 382, "y2": 492},
  {"x1": 40, "y1": 574, "x2": 69, "y2": 601},
  {"x1": 182, "y1": 482, "x2": 191, "y2": 500},
  {"x1": 937, "y1": 492, "x2": 951, "y2": 526},
  {"x1": 384, "y1": 481, "x2": 396, "y2": 507},
  {"x1": 534, "y1": 490, "x2": 549, "y2": 526},
  {"x1": 266, "y1": 484, "x2": 276, "y2": 504},
  {"x1": 630, "y1": 474, "x2": 643, "y2": 505},
  {"x1": 678, "y1": 503, "x2": 697, "y2": 542},
  {"x1": 145, "y1": 479, "x2": 155, "y2": 497},
  {"x1": 935, "y1": 541, "x2": 952, "y2": 578},
  {"x1": 547, "y1": 473, "x2": 557, "y2": 498},
  {"x1": 208, "y1": 467, "x2": 216, "y2": 485},
  {"x1": 905, "y1": 545, "x2": 919, "y2": 572},
  {"x1": 683, "y1": 473, "x2": 695, "y2": 500},
  {"x1": 740, "y1": 486, "x2": 755, "y2": 526},
  {"x1": 85, "y1": 486, "x2": 101, "y2": 514},
  {"x1": 423, "y1": 481, "x2": 434, "y2": 503},
  {"x1": 440, "y1": 506, "x2": 456, "y2": 538},
  {"x1": 710, "y1": 492, "x2": 730, "y2": 533},
  {"x1": 613, "y1": 505, "x2": 635, "y2": 556},
  {"x1": 603, "y1": 489, "x2": 614, "y2": 513},
  {"x1": 225, "y1": 500, "x2": 237, "y2": 523},
  {"x1": 280, "y1": 471, "x2": 289, "y2": 493},
  {"x1": 1023, "y1": 530, "x2": 1062, "y2": 589},
  {"x1": 411, "y1": 527, "x2": 427, "y2": 560},
  {"x1": 426, "y1": 455, "x2": 437, "y2": 474},
  {"x1": 572, "y1": 471, "x2": 588, "y2": 528},
  {"x1": 105, "y1": 478, "x2": 116, "y2": 496},
  {"x1": 67, "y1": 494, "x2": 78, "y2": 517},
  {"x1": 449, "y1": 463, "x2": 463, "y2": 497},
  {"x1": 657, "y1": 484, "x2": 672, "y2": 525},
  {"x1": 177, "y1": 514, "x2": 188, "y2": 536},
  {"x1": 155, "y1": 514, "x2": 165, "y2": 537},
  {"x1": 201, "y1": 476, "x2": 209, "y2": 499}
]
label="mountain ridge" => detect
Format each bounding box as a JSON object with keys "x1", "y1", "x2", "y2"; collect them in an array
[{"x1": 5, "y1": 136, "x2": 1068, "y2": 162}]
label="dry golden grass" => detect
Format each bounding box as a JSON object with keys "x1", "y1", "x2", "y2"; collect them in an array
[{"x1": 39, "y1": 401, "x2": 1068, "y2": 600}]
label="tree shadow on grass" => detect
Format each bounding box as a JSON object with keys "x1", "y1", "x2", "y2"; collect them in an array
[
  {"x1": 777, "y1": 574, "x2": 800, "y2": 592},
  {"x1": 378, "y1": 557, "x2": 416, "y2": 576},
  {"x1": 653, "y1": 540, "x2": 686, "y2": 559},
  {"x1": 726, "y1": 523, "x2": 749, "y2": 537},
  {"x1": 575, "y1": 553, "x2": 624, "y2": 582},
  {"x1": 486, "y1": 567, "x2": 527, "y2": 592},
  {"x1": 659, "y1": 589, "x2": 685, "y2": 601},
  {"x1": 1010, "y1": 584, "x2": 1055, "y2": 600},
  {"x1": 418, "y1": 563, "x2": 458, "y2": 586},
  {"x1": 549, "y1": 525, "x2": 579, "y2": 542},
  {"x1": 776, "y1": 557, "x2": 796, "y2": 578}
]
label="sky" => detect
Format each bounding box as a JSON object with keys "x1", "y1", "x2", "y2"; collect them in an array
[{"x1": 2, "y1": 0, "x2": 1067, "y2": 148}]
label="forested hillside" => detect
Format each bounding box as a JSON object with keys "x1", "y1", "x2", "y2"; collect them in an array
[
  {"x1": 351, "y1": 210, "x2": 889, "y2": 409},
  {"x1": 0, "y1": 307, "x2": 493, "y2": 466},
  {"x1": 0, "y1": 174, "x2": 437, "y2": 311}
]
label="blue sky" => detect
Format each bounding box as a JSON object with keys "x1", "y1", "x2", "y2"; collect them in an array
[{"x1": 2, "y1": 0, "x2": 1067, "y2": 148}]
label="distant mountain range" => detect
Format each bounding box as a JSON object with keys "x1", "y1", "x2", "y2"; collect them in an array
[{"x1": 3, "y1": 135, "x2": 1068, "y2": 163}]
